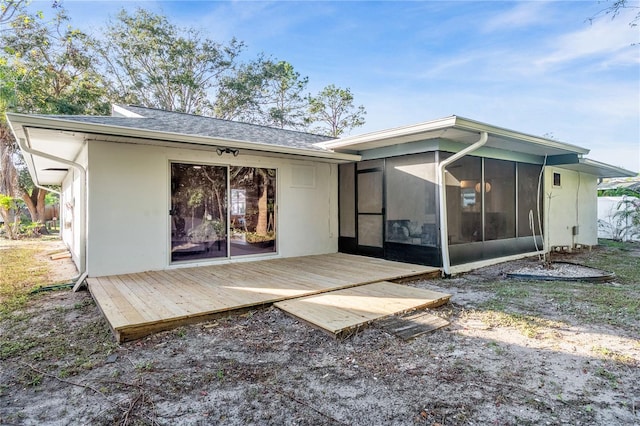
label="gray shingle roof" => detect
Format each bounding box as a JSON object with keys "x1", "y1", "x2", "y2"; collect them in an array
[{"x1": 42, "y1": 105, "x2": 335, "y2": 152}]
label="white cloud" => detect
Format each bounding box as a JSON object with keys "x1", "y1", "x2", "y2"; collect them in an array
[
  {"x1": 482, "y1": 1, "x2": 550, "y2": 32},
  {"x1": 535, "y1": 9, "x2": 640, "y2": 69}
]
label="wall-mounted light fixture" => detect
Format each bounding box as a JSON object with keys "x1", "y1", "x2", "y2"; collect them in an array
[
  {"x1": 216, "y1": 147, "x2": 239, "y2": 157},
  {"x1": 475, "y1": 182, "x2": 492, "y2": 193}
]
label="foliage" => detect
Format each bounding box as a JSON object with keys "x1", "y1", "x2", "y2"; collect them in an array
[
  {"x1": 0, "y1": 193, "x2": 21, "y2": 238},
  {"x1": 1, "y1": 1, "x2": 60, "y2": 30},
  {"x1": 1, "y1": 2, "x2": 108, "y2": 225},
  {"x1": 588, "y1": 0, "x2": 640, "y2": 27},
  {"x1": 99, "y1": 8, "x2": 243, "y2": 115},
  {"x1": 597, "y1": 188, "x2": 640, "y2": 197},
  {"x1": 613, "y1": 196, "x2": 640, "y2": 240},
  {"x1": 306, "y1": 84, "x2": 366, "y2": 137},
  {"x1": 244, "y1": 231, "x2": 275, "y2": 244},
  {"x1": 598, "y1": 195, "x2": 640, "y2": 242},
  {"x1": 1, "y1": 7, "x2": 109, "y2": 115},
  {"x1": 216, "y1": 57, "x2": 309, "y2": 129}
]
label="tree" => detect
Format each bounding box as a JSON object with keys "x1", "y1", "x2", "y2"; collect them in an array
[
  {"x1": 306, "y1": 84, "x2": 366, "y2": 137},
  {"x1": 588, "y1": 0, "x2": 640, "y2": 27},
  {"x1": 0, "y1": 4, "x2": 109, "y2": 232},
  {"x1": 1, "y1": 1, "x2": 61, "y2": 29},
  {"x1": 99, "y1": 8, "x2": 244, "y2": 115},
  {"x1": 215, "y1": 58, "x2": 309, "y2": 129}
]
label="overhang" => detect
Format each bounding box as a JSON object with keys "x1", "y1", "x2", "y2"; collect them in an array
[
  {"x1": 553, "y1": 158, "x2": 637, "y2": 179},
  {"x1": 318, "y1": 115, "x2": 591, "y2": 158},
  {"x1": 7, "y1": 112, "x2": 361, "y2": 186}
]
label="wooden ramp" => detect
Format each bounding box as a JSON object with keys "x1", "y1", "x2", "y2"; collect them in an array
[
  {"x1": 274, "y1": 281, "x2": 450, "y2": 338},
  {"x1": 87, "y1": 253, "x2": 440, "y2": 342}
]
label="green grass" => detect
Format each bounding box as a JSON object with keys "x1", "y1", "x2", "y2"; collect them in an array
[
  {"x1": 476, "y1": 241, "x2": 640, "y2": 332},
  {"x1": 0, "y1": 246, "x2": 51, "y2": 314}
]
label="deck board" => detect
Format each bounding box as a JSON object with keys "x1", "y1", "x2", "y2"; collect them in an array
[
  {"x1": 87, "y1": 253, "x2": 440, "y2": 342},
  {"x1": 274, "y1": 281, "x2": 450, "y2": 337}
]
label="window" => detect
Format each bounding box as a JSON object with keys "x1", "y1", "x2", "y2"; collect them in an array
[
  {"x1": 484, "y1": 159, "x2": 516, "y2": 240},
  {"x1": 385, "y1": 153, "x2": 437, "y2": 246},
  {"x1": 445, "y1": 156, "x2": 544, "y2": 244},
  {"x1": 446, "y1": 155, "x2": 482, "y2": 244},
  {"x1": 553, "y1": 172, "x2": 561, "y2": 187},
  {"x1": 230, "y1": 189, "x2": 246, "y2": 215},
  {"x1": 517, "y1": 163, "x2": 543, "y2": 237}
]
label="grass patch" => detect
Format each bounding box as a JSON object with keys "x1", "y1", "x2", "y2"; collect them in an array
[
  {"x1": 0, "y1": 246, "x2": 51, "y2": 313},
  {"x1": 583, "y1": 241, "x2": 640, "y2": 284},
  {"x1": 476, "y1": 310, "x2": 563, "y2": 338},
  {"x1": 591, "y1": 346, "x2": 638, "y2": 366},
  {"x1": 477, "y1": 241, "x2": 640, "y2": 331}
]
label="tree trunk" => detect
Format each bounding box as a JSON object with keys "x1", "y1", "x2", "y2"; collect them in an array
[
  {"x1": 21, "y1": 187, "x2": 49, "y2": 234},
  {"x1": 21, "y1": 190, "x2": 37, "y2": 222},
  {"x1": 256, "y1": 179, "x2": 268, "y2": 235},
  {"x1": 0, "y1": 207, "x2": 18, "y2": 239},
  {"x1": 36, "y1": 188, "x2": 46, "y2": 223}
]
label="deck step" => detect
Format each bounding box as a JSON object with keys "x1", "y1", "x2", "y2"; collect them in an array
[{"x1": 274, "y1": 281, "x2": 450, "y2": 338}]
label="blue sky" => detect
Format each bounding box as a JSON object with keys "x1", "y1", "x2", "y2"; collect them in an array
[{"x1": 35, "y1": 1, "x2": 640, "y2": 172}]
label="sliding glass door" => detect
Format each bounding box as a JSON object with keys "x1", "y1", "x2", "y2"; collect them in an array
[
  {"x1": 229, "y1": 166, "x2": 277, "y2": 256},
  {"x1": 170, "y1": 163, "x2": 228, "y2": 262},
  {"x1": 170, "y1": 163, "x2": 276, "y2": 263}
]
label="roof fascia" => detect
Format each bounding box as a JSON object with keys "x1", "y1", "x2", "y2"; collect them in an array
[
  {"x1": 358, "y1": 138, "x2": 544, "y2": 164},
  {"x1": 316, "y1": 116, "x2": 457, "y2": 149},
  {"x1": 320, "y1": 115, "x2": 590, "y2": 156},
  {"x1": 581, "y1": 158, "x2": 636, "y2": 178},
  {"x1": 6, "y1": 113, "x2": 360, "y2": 163},
  {"x1": 449, "y1": 116, "x2": 590, "y2": 155}
]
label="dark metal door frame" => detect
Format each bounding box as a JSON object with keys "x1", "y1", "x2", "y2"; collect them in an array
[{"x1": 355, "y1": 161, "x2": 385, "y2": 258}]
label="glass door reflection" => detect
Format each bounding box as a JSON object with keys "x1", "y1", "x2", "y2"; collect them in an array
[
  {"x1": 230, "y1": 166, "x2": 277, "y2": 256},
  {"x1": 170, "y1": 163, "x2": 228, "y2": 262}
]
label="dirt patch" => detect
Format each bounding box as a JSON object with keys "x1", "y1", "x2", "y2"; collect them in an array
[{"x1": 1, "y1": 240, "x2": 639, "y2": 425}]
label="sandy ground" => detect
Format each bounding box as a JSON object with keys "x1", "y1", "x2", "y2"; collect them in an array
[{"x1": 0, "y1": 239, "x2": 638, "y2": 425}]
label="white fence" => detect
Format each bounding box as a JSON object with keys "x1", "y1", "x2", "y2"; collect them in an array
[{"x1": 597, "y1": 196, "x2": 640, "y2": 242}]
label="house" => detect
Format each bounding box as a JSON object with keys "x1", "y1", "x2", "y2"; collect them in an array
[{"x1": 7, "y1": 105, "x2": 636, "y2": 285}]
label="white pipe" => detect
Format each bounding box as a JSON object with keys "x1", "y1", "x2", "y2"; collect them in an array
[
  {"x1": 16, "y1": 130, "x2": 88, "y2": 290},
  {"x1": 437, "y1": 131, "x2": 488, "y2": 276}
]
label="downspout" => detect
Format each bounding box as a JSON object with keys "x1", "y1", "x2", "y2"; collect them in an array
[
  {"x1": 16, "y1": 130, "x2": 88, "y2": 291},
  {"x1": 437, "y1": 131, "x2": 488, "y2": 277}
]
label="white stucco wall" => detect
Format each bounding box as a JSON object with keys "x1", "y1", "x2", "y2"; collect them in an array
[
  {"x1": 544, "y1": 166, "x2": 598, "y2": 249},
  {"x1": 60, "y1": 144, "x2": 87, "y2": 272},
  {"x1": 86, "y1": 140, "x2": 338, "y2": 277}
]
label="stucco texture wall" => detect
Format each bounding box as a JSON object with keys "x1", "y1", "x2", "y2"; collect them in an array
[
  {"x1": 86, "y1": 140, "x2": 338, "y2": 277},
  {"x1": 60, "y1": 143, "x2": 87, "y2": 272},
  {"x1": 544, "y1": 166, "x2": 598, "y2": 249}
]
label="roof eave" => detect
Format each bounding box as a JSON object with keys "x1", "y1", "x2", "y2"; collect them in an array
[
  {"x1": 6, "y1": 112, "x2": 360, "y2": 163},
  {"x1": 318, "y1": 115, "x2": 591, "y2": 156},
  {"x1": 453, "y1": 116, "x2": 590, "y2": 155}
]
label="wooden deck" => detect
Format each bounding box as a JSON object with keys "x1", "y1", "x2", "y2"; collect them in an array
[
  {"x1": 87, "y1": 253, "x2": 440, "y2": 342},
  {"x1": 274, "y1": 281, "x2": 450, "y2": 337}
]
